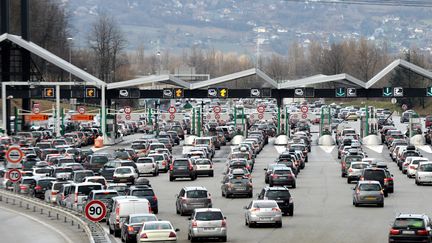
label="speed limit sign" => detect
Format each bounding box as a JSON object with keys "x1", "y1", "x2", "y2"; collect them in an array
[
  {"x1": 85, "y1": 200, "x2": 106, "y2": 222},
  {"x1": 7, "y1": 169, "x2": 22, "y2": 183}
]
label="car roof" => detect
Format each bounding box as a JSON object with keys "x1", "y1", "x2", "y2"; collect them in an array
[
  {"x1": 194, "y1": 208, "x2": 222, "y2": 213},
  {"x1": 183, "y1": 186, "x2": 207, "y2": 191},
  {"x1": 358, "y1": 180, "x2": 381, "y2": 185},
  {"x1": 129, "y1": 213, "x2": 157, "y2": 218},
  {"x1": 397, "y1": 214, "x2": 428, "y2": 219},
  {"x1": 264, "y1": 186, "x2": 290, "y2": 191},
  {"x1": 91, "y1": 189, "x2": 118, "y2": 194}
]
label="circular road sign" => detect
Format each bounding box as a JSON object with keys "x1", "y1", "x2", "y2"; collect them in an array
[
  {"x1": 7, "y1": 169, "x2": 22, "y2": 183},
  {"x1": 258, "y1": 113, "x2": 264, "y2": 120},
  {"x1": 125, "y1": 114, "x2": 131, "y2": 120},
  {"x1": 32, "y1": 103, "x2": 40, "y2": 114},
  {"x1": 301, "y1": 105, "x2": 309, "y2": 113},
  {"x1": 78, "y1": 106, "x2": 86, "y2": 114},
  {"x1": 250, "y1": 114, "x2": 255, "y2": 119},
  {"x1": 169, "y1": 114, "x2": 175, "y2": 120},
  {"x1": 391, "y1": 98, "x2": 397, "y2": 104},
  {"x1": 85, "y1": 200, "x2": 107, "y2": 222},
  {"x1": 215, "y1": 114, "x2": 221, "y2": 120},
  {"x1": 302, "y1": 113, "x2": 308, "y2": 119},
  {"x1": 213, "y1": 106, "x2": 221, "y2": 114},
  {"x1": 6, "y1": 147, "x2": 24, "y2": 164},
  {"x1": 124, "y1": 106, "x2": 132, "y2": 114},
  {"x1": 257, "y1": 105, "x2": 265, "y2": 113},
  {"x1": 402, "y1": 104, "x2": 408, "y2": 110},
  {"x1": 168, "y1": 106, "x2": 176, "y2": 114}
]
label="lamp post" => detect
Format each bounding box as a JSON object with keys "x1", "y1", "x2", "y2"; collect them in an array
[{"x1": 67, "y1": 37, "x2": 73, "y2": 81}]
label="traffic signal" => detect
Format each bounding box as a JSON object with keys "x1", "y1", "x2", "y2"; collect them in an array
[
  {"x1": 43, "y1": 88, "x2": 54, "y2": 98},
  {"x1": 85, "y1": 88, "x2": 96, "y2": 98},
  {"x1": 174, "y1": 88, "x2": 184, "y2": 98},
  {"x1": 218, "y1": 88, "x2": 228, "y2": 98}
]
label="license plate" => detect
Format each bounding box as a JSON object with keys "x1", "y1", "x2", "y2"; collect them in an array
[
  {"x1": 365, "y1": 197, "x2": 375, "y2": 200},
  {"x1": 260, "y1": 217, "x2": 271, "y2": 221},
  {"x1": 278, "y1": 177, "x2": 287, "y2": 179},
  {"x1": 236, "y1": 187, "x2": 246, "y2": 190},
  {"x1": 203, "y1": 227, "x2": 215, "y2": 231},
  {"x1": 403, "y1": 230, "x2": 415, "y2": 235}
]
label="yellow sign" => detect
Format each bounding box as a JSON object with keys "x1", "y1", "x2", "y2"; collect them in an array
[
  {"x1": 28, "y1": 114, "x2": 49, "y2": 121},
  {"x1": 44, "y1": 88, "x2": 54, "y2": 98},
  {"x1": 219, "y1": 88, "x2": 228, "y2": 98},
  {"x1": 175, "y1": 88, "x2": 184, "y2": 98},
  {"x1": 71, "y1": 114, "x2": 94, "y2": 121},
  {"x1": 86, "y1": 88, "x2": 96, "y2": 98}
]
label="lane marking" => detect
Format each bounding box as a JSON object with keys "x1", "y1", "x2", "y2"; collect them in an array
[
  {"x1": 319, "y1": 146, "x2": 335, "y2": 153},
  {"x1": 274, "y1": 146, "x2": 287, "y2": 154},
  {"x1": 0, "y1": 205, "x2": 74, "y2": 243},
  {"x1": 417, "y1": 145, "x2": 432, "y2": 153},
  {"x1": 364, "y1": 145, "x2": 384, "y2": 154}
]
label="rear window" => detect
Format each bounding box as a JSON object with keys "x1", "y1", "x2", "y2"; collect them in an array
[
  {"x1": 419, "y1": 164, "x2": 432, "y2": 172},
  {"x1": 186, "y1": 190, "x2": 208, "y2": 198},
  {"x1": 174, "y1": 160, "x2": 189, "y2": 166},
  {"x1": 351, "y1": 163, "x2": 369, "y2": 169},
  {"x1": 253, "y1": 201, "x2": 278, "y2": 208},
  {"x1": 150, "y1": 155, "x2": 164, "y2": 161},
  {"x1": 346, "y1": 156, "x2": 363, "y2": 163},
  {"x1": 75, "y1": 172, "x2": 94, "y2": 181},
  {"x1": 55, "y1": 168, "x2": 73, "y2": 173},
  {"x1": 144, "y1": 222, "x2": 172, "y2": 230},
  {"x1": 53, "y1": 182, "x2": 68, "y2": 190},
  {"x1": 88, "y1": 178, "x2": 106, "y2": 185},
  {"x1": 130, "y1": 215, "x2": 158, "y2": 224},
  {"x1": 363, "y1": 170, "x2": 385, "y2": 180},
  {"x1": 116, "y1": 168, "x2": 132, "y2": 174},
  {"x1": 77, "y1": 184, "x2": 102, "y2": 195},
  {"x1": 274, "y1": 170, "x2": 291, "y2": 175},
  {"x1": 195, "y1": 211, "x2": 223, "y2": 221},
  {"x1": 394, "y1": 218, "x2": 425, "y2": 229},
  {"x1": 195, "y1": 139, "x2": 210, "y2": 145},
  {"x1": 131, "y1": 144, "x2": 146, "y2": 150},
  {"x1": 230, "y1": 178, "x2": 249, "y2": 183},
  {"x1": 359, "y1": 184, "x2": 381, "y2": 191},
  {"x1": 94, "y1": 192, "x2": 118, "y2": 200},
  {"x1": 92, "y1": 156, "x2": 108, "y2": 164},
  {"x1": 137, "y1": 159, "x2": 153, "y2": 164},
  {"x1": 35, "y1": 168, "x2": 51, "y2": 174},
  {"x1": 412, "y1": 160, "x2": 428, "y2": 165},
  {"x1": 405, "y1": 151, "x2": 419, "y2": 157},
  {"x1": 37, "y1": 179, "x2": 55, "y2": 188},
  {"x1": 132, "y1": 189, "x2": 154, "y2": 197},
  {"x1": 195, "y1": 160, "x2": 210, "y2": 165},
  {"x1": 265, "y1": 190, "x2": 291, "y2": 199}
]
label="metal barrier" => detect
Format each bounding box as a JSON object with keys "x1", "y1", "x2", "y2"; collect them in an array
[{"x1": 0, "y1": 189, "x2": 111, "y2": 243}]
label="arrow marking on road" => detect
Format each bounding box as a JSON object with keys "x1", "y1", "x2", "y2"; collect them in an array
[
  {"x1": 364, "y1": 145, "x2": 384, "y2": 154},
  {"x1": 319, "y1": 146, "x2": 335, "y2": 153}
]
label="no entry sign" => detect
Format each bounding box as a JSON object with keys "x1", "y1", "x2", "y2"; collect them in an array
[
  {"x1": 301, "y1": 105, "x2": 308, "y2": 113},
  {"x1": 168, "y1": 106, "x2": 176, "y2": 114},
  {"x1": 6, "y1": 147, "x2": 24, "y2": 164},
  {"x1": 302, "y1": 113, "x2": 308, "y2": 119},
  {"x1": 169, "y1": 114, "x2": 175, "y2": 120},
  {"x1": 85, "y1": 200, "x2": 107, "y2": 222},
  {"x1": 213, "y1": 106, "x2": 221, "y2": 113},
  {"x1": 258, "y1": 113, "x2": 264, "y2": 120},
  {"x1": 124, "y1": 106, "x2": 132, "y2": 114},
  {"x1": 257, "y1": 105, "x2": 265, "y2": 113},
  {"x1": 78, "y1": 106, "x2": 86, "y2": 114}
]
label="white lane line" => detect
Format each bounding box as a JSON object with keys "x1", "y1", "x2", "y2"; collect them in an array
[
  {"x1": 274, "y1": 146, "x2": 287, "y2": 154},
  {"x1": 417, "y1": 145, "x2": 432, "y2": 153},
  {"x1": 364, "y1": 145, "x2": 384, "y2": 154},
  {"x1": 0, "y1": 205, "x2": 74, "y2": 243},
  {"x1": 319, "y1": 146, "x2": 335, "y2": 153}
]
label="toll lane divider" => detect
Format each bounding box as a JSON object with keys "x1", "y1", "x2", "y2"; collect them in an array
[{"x1": 0, "y1": 189, "x2": 111, "y2": 243}]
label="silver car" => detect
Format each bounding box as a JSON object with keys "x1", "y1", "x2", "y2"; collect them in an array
[
  {"x1": 188, "y1": 208, "x2": 227, "y2": 242},
  {"x1": 244, "y1": 200, "x2": 282, "y2": 228},
  {"x1": 176, "y1": 187, "x2": 212, "y2": 216},
  {"x1": 347, "y1": 162, "x2": 369, "y2": 183},
  {"x1": 352, "y1": 181, "x2": 384, "y2": 207},
  {"x1": 415, "y1": 162, "x2": 432, "y2": 185}
]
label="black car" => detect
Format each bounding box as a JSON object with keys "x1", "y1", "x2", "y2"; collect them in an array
[
  {"x1": 120, "y1": 214, "x2": 158, "y2": 243},
  {"x1": 389, "y1": 214, "x2": 432, "y2": 243},
  {"x1": 124, "y1": 185, "x2": 158, "y2": 214},
  {"x1": 258, "y1": 186, "x2": 294, "y2": 216},
  {"x1": 29, "y1": 177, "x2": 56, "y2": 199},
  {"x1": 360, "y1": 168, "x2": 391, "y2": 196},
  {"x1": 169, "y1": 159, "x2": 197, "y2": 181}
]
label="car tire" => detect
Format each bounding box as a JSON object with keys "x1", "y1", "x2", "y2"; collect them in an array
[
  {"x1": 347, "y1": 178, "x2": 351, "y2": 184},
  {"x1": 388, "y1": 188, "x2": 394, "y2": 193},
  {"x1": 265, "y1": 178, "x2": 269, "y2": 184},
  {"x1": 190, "y1": 236, "x2": 197, "y2": 242},
  {"x1": 275, "y1": 222, "x2": 282, "y2": 228},
  {"x1": 288, "y1": 209, "x2": 294, "y2": 216},
  {"x1": 292, "y1": 183, "x2": 296, "y2": 189},
  {"x1": 209, "y1": 172, "x2": 214, "y2": 177},
  {"x1": 384, "y1": 191, "x2": 388, "y2": 198},
  {"x1": 379, "y1": 203, "x2": 384, "y2": 207},
  {"x1": 153, "y1": 171, "x2": 157, "y2": 176},
  {"x1": 248, "y1": 192, "x2": 253, "y2": 198},
  {"x1": 269, "y1": 182, "x2": 273, "y2": 187},
  {"x1": 153, "y1": 208, "x2": 158, "y2": 214},
  {"x1": 220, "y1": 236, "x2": 227, "y2": 242},
  {"x1": 245, "y1": 218, "x2": 248, "y2": 226},
  {"x1": 109, "y1": 224, "x2": 114, "y2": 234},
  {"x1": 354, "y1": 202, "x2": 359, "y2": 207},
  {"x1": 114, "y1": 229, "x2": 120, "y2": 237},
  {"x1": 169, "y1": 176, "x2": 174, "y2": 182}
]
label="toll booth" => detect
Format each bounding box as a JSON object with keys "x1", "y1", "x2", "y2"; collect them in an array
[
  {"x1": 360, "y1": 106, "x2": 378, "y2": 138},
  {"x1": 319, "y1": 106, "x2": 332, "y2": 136},
  {"x1": 408, "y1": 113, "x2": 422, "y2": 137}
]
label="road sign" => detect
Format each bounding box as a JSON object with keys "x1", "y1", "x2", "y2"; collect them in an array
[
  {"x1": 169, "y1": 114, "x2": 175, "y2": 120},
  {"x1": 7, "y1": 169, "x2": 22, "y2": 183},
  {"x1": 85, "y1": 200, "x2": 107, "y2": 222},
  {"x1": 250, "y1": 114, "x2": 255, "y2": 119},
  {"x1": 6, "y1": 147, "x2": 24, "y2": 164},
  {"x1": 28, "y1": 114, "x2": 49, "y2": 121},
  {"x1": 394, "y1": 87, "x2": 404, "y2": 97},
  {"x1": 174, "y1": 88, "x2": 184, "y2": 98},
  {"x1": 257, "y1": 105, "x2": 265, "y2": 113},
  {"x1": 391, "y1": 98, "x2": 397, "y2": 104},
  {"x1": 163, "y1": 88, "x2": 173, "y2": 99},
  {"x1": 302, "y1": 113, "x2": 308, "y2": 119},
  {"x1": 32, "y1": 103, "x2": 40, "y2": 114},
  {"x1": 347, "y1": 88, "x2": 357, "y2": 97},
  {"x1": 258, "y1": 113, "x2": 264, "y2": 120},
  {"x1": 78, "y1": 106, "x2": 86, "y2": 114},
  {"x1": 218, "y1": 88, "x2": 228, "y2": 98},
  {"x1": 207, "y1": 88, "x2": 217, "y2": 98},
  {"x1": 85, "y1": 88, "x2": 96, "y2": 98},
  {"x1": 294, "y1": 88, "x2": 304, "y2": 97},
  {"x1": 427, "y1": 87, "x2": 432, "y2": 97},
  {"x1": 125, "y1": 114, "x2": 131, "y2": 120},
  {"x1": 383, "y1": 87, "x2": 393, "y2": 97},
  {"x1": 213, "y1": 106, "x2": 221, "y2": 113},
  {"x1": 300, "y1": 105, "x2": 308, "y2": 113},
  {"x1": 250, "y1": 88, "x2": 261, "y2": 98},
  {"x1": 215, "y1": 114, "x2": 221, "y2": 120},
  {"x1": 119, "y1": 89, "x2": 129, "y2": 98},
  {"x1": 124, "y1": 106, "x2": 132, "y2": 114},
  {"x1": 335, "y1": 87, "x2": 346, "y2": 97},
  {"x1": 43, "y1": 88, "x2": 54, "y2": 98},
  {"x1": 168, "y1": 106, "x2": 176, "y2": 114},
  {"x1": 261, "y1": 88, "x2": 272, "y2": 98},
  {"x1": 402, "y1": 104, "x2": 408, "y2": 110},
  {"x1": 70, "y1": 115, "x2": 94, "y2": 121}
]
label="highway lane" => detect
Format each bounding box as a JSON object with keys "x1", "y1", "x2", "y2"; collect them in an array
[{"x1": 100, "y1": 120, "x2": 432, "y2": 243}]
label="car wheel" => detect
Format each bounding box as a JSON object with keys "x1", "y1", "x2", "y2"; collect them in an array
[
  {"x1": 190, "y1": 236, "x2": 197, "y2": 242},
  {"x1": 384, "y1": 191, "x2": 388, "y2": 197},
  {"x1": 169, "y1": 176, "x2": 174, "y2": 182},
  {"x1": 275, "y1": 222, "x2": 282, "y2": 228},
  {"x1": 388, "y1": 188, "x2": 394, "y2": 193},
  {"x1": 292, "y1": 182, "x2": 296, "y2": 189},
  {"x1": 220, "y1": 236, "x2": 227, "y2": 242},
  {"x1": 265, "y1": 178, "x2": 269, "y2": 184},
  {"x1": 109, "y1": 224, "x2": 114, "y2": 234},
  {"x1": 379, "y1": 202, "x2": 384, "y2": 207},
  {"x1": 114, "y1": 229, "x2": 120, "y2": 237},
  {"x1": 269, "y1": 182, "x2": 273, "y2": 187},
  {"x1": 347, "y1": 178, "x2": 351, "y2": 184},
  {"x1": 153, "y1": 171, "x2": 157, "y2": 176},
  {"x1": 288, "y1": 209, "x2": 294, "y2": 216},
  {"x1": 248, "y1": 192, "x2": 253, "y2": 198},
  {"x1": 245, "y1": 218, "x2": 248, "y2": 226},
  {"x1": 354, "y1": 202, "x2": 359, "y2": 207},
  {"x1": 209, "y1": 172, "x2": 214, "y2": 177},
  {"x1": 153, "y1": 208, "x2": 158, "y2": 214}
]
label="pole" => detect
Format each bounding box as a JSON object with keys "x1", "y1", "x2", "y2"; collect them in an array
[
  {"x1": 192, "y1": 107, "x2": 195, "y2": 135},
  {"x1": 234, "y1": 107, "x2": 237, "y2": 128},
  {"x1": 285, "y1": 107, "x2": 289, "y2": 137},
  {"x1": 241, "y1": 107, "x2": 245, "y2": 132},
  {"x1": 277, "y1": 106, "x2": 281, "y2": 135},
  {"x1": 365, "y1": 105, "x2": 369, "y2": 137},
  {"x1": 148, "y1": 108, "x2": 152, "y2": 125},
  {"x1": 14, "y1": 106, "x2": 18, "y2": 133},
  {"x1": 101, "y1": 85, "x2": 106, "y2": 141},
  {"x1": 61, "y1": 108, "x2": 64, "y2": 136},
  {"x1": 197, "y1": 107, "x2": 201, "y2": 137},
  {"x1": 55, "y1": 85, "x2": 60, "y2": 137},
  {"x1": 2, "y1": 83, "x2": 6, "y2": 135}
]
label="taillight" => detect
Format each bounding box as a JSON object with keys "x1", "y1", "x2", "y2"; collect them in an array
[
  {"x1": 115, "y1": 206, "x2": 120, "y2": 223},
  {"x1": 75, "y1": 192, "x2": 78, "y2": 203},
  {"x1": 192, "y1": 220, "x2": 197, "y2": 228},
  {"x1": 148, "y1": 205, "x2": 152, "y2": 213},
  {"x1": 360, "y1": 177, "x2": 364, "y2": 181},
  {"x1": 272, "y1": 208, "x2": 281, "y2": 212},
  {"x1": 189, "y1": 164, "x2": 193, "y2": 171},
  {"x1": 153, "y1": 196, "x2": 158, "y2": 201},
  {"x1": 127, "y1": 226, "x2": 134, "y2": 232},
  {"x1": 19, "y1": 185, "x2": 27, "y2": 190},
  {"x1": 140, "y1": 233, "x2": 148, "y2": 239},
  {"x1": 221, "y1": 219, "x2": 227, "y2": 227},
  {"x1": 417, "y1": 229, "x2": 428, "y2": 236},
  {"x1": 51, "y1": 191, "x2": 57, "y2": 196},
  {"x1": 272, "y1": 174, "x2": 278, "y2": 179},
  {"x1": 389, "y1": 229, "x2": 400, "y2": 235},
  {"x1": 210, "y1": 164, "x2": 213, "y2": 169},
  {"x1": 35, "y1": 185, "x2": 42, "y2": 190},
  {"x1": 168, "y1": 232, "x2": 176, "y2": 238},
  {"x1": 410, "y1": 166, "x2": 416, "y2": 169},
  {"x1": 251, "y1": 208, "x2": 260, "y2": 212},
  {"x1": 348, "y1": 169, "x2": 353, "y2": 173},
  {"x1": 162, "y1": 161, "x2": 166, "y2": 166},
  {"x1": 170, "y1": 165, "x2": 173, "y2": 171}
]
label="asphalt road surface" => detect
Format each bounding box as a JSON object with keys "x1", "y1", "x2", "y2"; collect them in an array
[{"x1": 97, "y1": 118, "x2": 432, "y2": 243}]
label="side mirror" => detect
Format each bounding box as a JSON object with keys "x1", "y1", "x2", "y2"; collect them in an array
[
  {"x1": 175, "y1": 194, "x2": 178, "y2": 198},
  {"x1": 243, "y1": 206, "x2": 248, "y2": 209},
  {"x1": 187, "y1": 217, "x2": 191, "y2": 220},
  {"x1": 263, "y1": 168, "x2": 267, "y2": 171},
  {"x1": 175, "y1": 228, "x2": 180, "y2": 232},
  {"x1": 224, "y1": 216, "x2": 227, "y2": 219},
  {"x1": 351, "y1": 187, "x2": 355, "y2": 190}
]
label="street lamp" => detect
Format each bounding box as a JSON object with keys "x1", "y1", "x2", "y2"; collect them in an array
[{"x1": 67, "y1": 37, "x2": 73, "y2": 82}]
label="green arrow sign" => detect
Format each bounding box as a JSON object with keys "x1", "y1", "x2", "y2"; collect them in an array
[
  {"x1": 383, "y1": 87, "x2": 393, "y2": 97},
  {"x1": 335, "y1": 87, "x2": 346, "y2": 97},
  {"x1": 427, "y1": 87, "x2": 432, "y2": 97}
]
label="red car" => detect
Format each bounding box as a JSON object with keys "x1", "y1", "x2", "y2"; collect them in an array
[{"x1": 426, "y1": 115, "x2": 432, "y2": 128}]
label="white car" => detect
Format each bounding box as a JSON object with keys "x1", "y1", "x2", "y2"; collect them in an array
[
  {"x1": 415, "y1": 162, "x2": 432, "y2": 185},
  {"x1": 113, "y1": 166, "x2": 138, "y2": 184},
  {"x1": 407, "y1": 158, "x2": 429, "y2": 178},
  {"x1": 136, "y1": 157, "x2": 159, "y2": 176},
  {"x1": 137, "y1": 220, "x2": 179, "y2": 242},
  {"x1": 194, "y1": 158, "x2": 214, "y2": 177}
]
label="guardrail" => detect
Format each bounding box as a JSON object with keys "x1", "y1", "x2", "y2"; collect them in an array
[{"x1": 0, "y1": 189, "x2": 111, "y2": 243}]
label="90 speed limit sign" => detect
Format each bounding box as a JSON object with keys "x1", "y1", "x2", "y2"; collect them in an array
[{"x1": 85, "y1": 200, "x2": 107, "y2": 222}]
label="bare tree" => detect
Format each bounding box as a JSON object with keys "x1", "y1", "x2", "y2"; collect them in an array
[{"x1": 88, "y1": 12, "x2": 126, "y2": 82}]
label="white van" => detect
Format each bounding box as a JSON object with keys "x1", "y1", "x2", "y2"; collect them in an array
[
  {"x1": 108, "y1": 198, "x2": 151, "y2": 237},
  {"x1": 64, "y1": 182, "x2": 103, "y2": 211}
]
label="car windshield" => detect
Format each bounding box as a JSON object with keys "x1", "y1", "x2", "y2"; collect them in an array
[
  {"x1": 394, "y1": 218, "x2": 425, "y2": 229},
  {"x1": 78, "y1": 185, "x2": 102, "y2": 195},
  {"x1": 195, "y1": 211, "x2": 223, "y2": 221},
  {"x1": 132, "y1": 190, "x2": 154, "y2": 197},
  {"x1": 92, "y1": 156, "x2": 108, "y2": 164},
  {"x1": 131, "y1": 144, "x2": 146, "y2": 150},
  {"x1": 35, "y1": 168, "x2": 51, "y2": 174},
  {"x1": 116, "y1": 168, "x2": 132, "y2": 174},
  {"x1": 38, "y1": 179, "x2": 55, "y2": 188},
  {"x1": 88, "y1": 178, "x2": 105, "y2": 184},
  {"x1": 266, "y1": 190, "x2": 291, "y2": 199},
  {"x1": 130, "y1": 215, "x2": 158, "y2": 224},
  {"x1": 114, "y1": 151, "x2": 130, "y2": 159},
  {"x1": 144, "y1": 222, "x2": 172, "y2": 230},
  {"x1": 76, "y1": 172, "x2": 94, "y2": 181},
  {"x1": 137, "y1": 159, "x2": 153, "y2": 164},
  {"x1": 186, "y1": 190, "x2": 207, "y2": 198},
  {"x1": 351, "y1": 163, "x2": 369, "y2": 169},
  {"x1": 94, "y1": 192, "x2": 118, "y2": 200},
  {"x1": 53, "y1": 182, "x2": 67, "y2": 190},
  {"x1": 195, "y1": 160, "x2": 210, "y2": 165},
  {"x1": 359, "y1": 184, "x2": 381, "y2": 191},
  {"x1": 419, "y1": 164, "x2": 432, "y2": 172},
  {"x1": 346, "y1": 156, "x2": 363, "y2": 163},
  {"x1": 253, "y1": 202, "x2": 278, "y2": 208}
]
